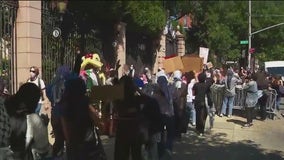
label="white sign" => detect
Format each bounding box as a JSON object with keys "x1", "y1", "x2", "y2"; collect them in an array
[
  {"x1": 52, "y1": 28, "x2": 61, "y2": 38},
  {"x1": 199, "y1": 47, "x2": 209, "y2": 64}
]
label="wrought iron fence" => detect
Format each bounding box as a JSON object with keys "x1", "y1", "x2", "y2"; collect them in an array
[
  {"x1": 42, "y1": 1, "x2": 109, "y2": 85},
  {"x1": 0, "y1": 0, "x2": 18, "y2": 94},
  {"x1": 41, "y1": 1, "x2": 79, "y2": 85}
]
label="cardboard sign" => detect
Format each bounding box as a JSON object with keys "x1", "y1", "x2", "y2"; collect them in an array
[
  {"x1": 181, "y1": 56, "x2": 203, "y2": 73},
  {"x1": 199, "y1": 47, "x2": 209, "y2": 64},
  {"x1": 162, "y1": 56, "x2": 184, "y2": 73},
  {"x1": 89, "y1": 85, "x2": 124, "y2": 102},
  {"x1": 207, "y1": 62, "x2": 213, "y2": 69}
]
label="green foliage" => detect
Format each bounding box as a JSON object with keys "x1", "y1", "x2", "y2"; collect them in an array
[
  {"x1": 180, "y1": 1, "x2": 284, "y2": 65},
  {"x1": 124, "y1": 1, "x2": 166, "y2": 37},
  {"x1": 66, "y1": 1, "x2": 284, "y2": 66},
  {"x1": 251, "y1": 1, "x2": 284, "y2": 61}
]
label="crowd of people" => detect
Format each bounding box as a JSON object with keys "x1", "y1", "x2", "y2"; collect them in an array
[{"x1": 0, "y1": 55, "x2": 284, "y2": 160}]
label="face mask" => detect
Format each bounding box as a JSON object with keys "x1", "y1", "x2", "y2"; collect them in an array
[{"x1": 30, "y1": 72, "x2": 36, "y2": 78}]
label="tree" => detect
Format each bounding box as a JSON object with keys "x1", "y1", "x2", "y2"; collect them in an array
[
  {"x1": 67, "y1": 1, "x2": 166, "y2": 67},
  {"x1": 251, "y1": 1, "x2": 284, "y2": 62},
  {"x1": 177, "y1": 1, "x2": 284, "y2": 66}
]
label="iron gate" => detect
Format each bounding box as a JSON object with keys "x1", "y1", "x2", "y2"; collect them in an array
[
  {"x1": 0, "y1": 0, "x2": 18, "y2": 94},
  {"x1": 41, "y1": 1, "x2": 101, "y2": 85},
  {"x1": 41, "y1": 1, "x2": 79, "y2": 85}
]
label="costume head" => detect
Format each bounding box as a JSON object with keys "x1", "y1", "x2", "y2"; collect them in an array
[
  {"x1": 80, "y1": 53, "x2": 103, "y2": 70},
  {"x1": 79, "y1": 53, "x2": 106, "y2": 88}
]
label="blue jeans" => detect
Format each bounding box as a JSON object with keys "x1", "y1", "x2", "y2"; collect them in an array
[
  {"x1": 186, "y1": 102, "x2": 196, "y2": 124},
  {"x1": 221, "y1": 96, "x2": 235, "y2": 115}
]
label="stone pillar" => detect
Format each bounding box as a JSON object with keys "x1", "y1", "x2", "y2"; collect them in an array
[
  {"x1": 116, "y1": 22, "x2": 126, "y2": 78},
  {"x1": 176, "y1": 30, "x2": 185, "y2": 56},
  {"x1": 16, "y1": 1, "x2": 41, "y2": 89},
  {"x1": 153, "y1": 34, "x2": 166, "y2": 74}
]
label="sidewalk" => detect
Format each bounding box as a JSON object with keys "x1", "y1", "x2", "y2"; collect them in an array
[
  {"x1": 47, "y1": 106, "x2": 284, "y2": 160},
  {"x1": 172, "y1": 110, "x2": 284, "y2": 160},
  {"x1": 101, "y1": 109, "x2": 284, "y2": 160}
]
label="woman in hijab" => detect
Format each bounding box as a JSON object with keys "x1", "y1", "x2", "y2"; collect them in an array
[
  {"x1": 59, "y1": 77, "x2": 106, "y2": 159},
  {"x1": 156, "y1": 75, "x2": 175, "y2": 158}
]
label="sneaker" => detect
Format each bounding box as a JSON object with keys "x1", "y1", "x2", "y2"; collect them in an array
[
  {"x1": 192, "y1": 122, "x2": 196, "y2": 126},
  {"x1": 243, "y1": 123, "x2": 251, "y2": 128},
  {"x1": 227, "y1": 115, "x2": 232, "y2": 118},
  {"x1": 219, "y1": 113, "x2": 224, "y2": 117}
]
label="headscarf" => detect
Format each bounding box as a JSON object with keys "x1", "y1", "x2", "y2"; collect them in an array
[{"x1": 157, "y1": 76, "x2": 172, "y2": 103}]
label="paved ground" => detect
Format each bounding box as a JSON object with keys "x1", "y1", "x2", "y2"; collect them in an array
[
  {"x1": 100, "y1": 109, "x2": 284, "y2": 160},
  {"x1": 172, "y1": 111, "x2": 284, "y2": 160},
  {"x1": 48, "y1": 101, "x2": 284, "y2": 160}
]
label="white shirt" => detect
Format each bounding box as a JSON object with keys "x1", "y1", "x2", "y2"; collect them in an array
[
  {"x1": 186, "y1": 79, "x2": 196, "y2": 102},
  {"x1": 26, "y1": 114, "x2": 50, "y2": 154}
]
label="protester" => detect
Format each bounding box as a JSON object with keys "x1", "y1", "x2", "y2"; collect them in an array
[
  {"x1": 172, "y1": 70, "x2": 188, "y2": 139},
  {"x1": 27, "y1": 66, "x2": 48, "y2": 114},
  {"x1": 155, "y1": 75, "x2": 175, "y2": 159},
  {"x1": 5, "y1": 83, "x2": 51, "y2": 159},
  {"x1": 185, "y1": 71, "x2": 196, "y2": 126},
  {"x1": 140, "y1": 89, "x2": 163, "y2": 160},
  {"x1": 205, "y1": 70, "x2": 215, "y2": 129},
  {"x1": 255, "y1": 69, "x2": 269, "y2": 120},
  {"x1": 0, "y1": 78, "x2": 13, "y2": 159},
  {"x1": 113, "y1": 75, "x2": 144, "y2": 160},
  {"x1": 270, "y1": 75, "x2": 283, "y2": 111},
  {"x1": 47, "y1": 65, "x2": 72, "y2": 157},
  {"x1": 242, "y1": 75, "x2": 258, "y2": 127},
  {"x1": 220, "y1": 69, "x2": 241, "y2": 118},
  {"x1": 192, "y1": 72, "x2": 212, "y2": 136},
  {"x1": 59, "y1": 77, "x2": 106, "y2": 159}
]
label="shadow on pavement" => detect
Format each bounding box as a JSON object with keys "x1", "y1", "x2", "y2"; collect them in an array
[
  {"x1": 173, "y1": 128, "x2": 284, "y2": 160},
  {"x1": 226, "y1": 119, "x2": 246, "y2": 126}
]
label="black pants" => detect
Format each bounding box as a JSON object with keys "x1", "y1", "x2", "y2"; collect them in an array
[
  {"x1": 258, "y1": 94, "x2": 268, "y2": 120},
  {"x1": 195, "y1": 105, "x2": 207, "y2": 134},
  {"x1": 51, "y1": 107, "x2": 64, "y2": 156},
  {"x1": 158, "y1": 115, "x2": 175, "y2": 158},
  {"x1": 114, "y1": 119, "x2": 143, "y2": 160},
  {"x1": 245, "y1": 107, "x2": 254, "y2": 124}
]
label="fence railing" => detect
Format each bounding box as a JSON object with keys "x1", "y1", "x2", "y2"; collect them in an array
[
  {"x1": 0, "y1": 1, "x2": 18, "y2": 94},
  {"x1": 210, "y1": 84, "x2": 277, "y2": 119}
]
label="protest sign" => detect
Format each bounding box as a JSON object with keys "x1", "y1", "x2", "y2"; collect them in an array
[
  {"x1": 89, "y1": 85, "x2": 124, "y2": 102},
  {"x1": 162, "y1": 56, "x2": 184, "y2": 73},
  {"x1": 199, "y1": 47, "x2": 209, "y2": 64},
  {"x1": 181, "y1": 56, "x2": 203, "y2": 73}
]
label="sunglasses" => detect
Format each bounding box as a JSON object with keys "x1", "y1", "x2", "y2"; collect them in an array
[{"x1": 30, "y1": 70, "x2": 36, "y2": 73}]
